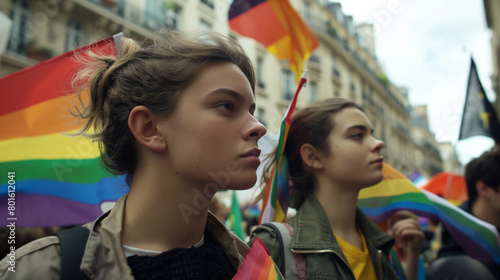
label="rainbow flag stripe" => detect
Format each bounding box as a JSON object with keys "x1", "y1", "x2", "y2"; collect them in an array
[
  {"x1": 358, "y1": 163, "x2": 500, "y2": 264},
  {"x1": 229, "y1": 0, "x2": 319, "y2": 82},
  {"x1": 259, "y1": 72, "x2": 307, "y2": 224},
  {"x1": 0, "y1": 34, "x2": 127, "y2": 227},
  {"x1": 232, "y1": 236, "x2": 284, "y2": 280}
]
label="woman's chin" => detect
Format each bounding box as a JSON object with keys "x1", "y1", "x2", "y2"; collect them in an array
[{"x1": 224, "y1": 176, "x2": 257, "y2": 191}]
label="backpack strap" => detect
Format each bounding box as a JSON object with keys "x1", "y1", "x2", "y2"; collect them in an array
[
  {"x1": 264, "y1": 222, "x2": 306, "y2": 280},
  {"x1": 55, "y1": 226, "x2": 90, "y2": 280}
]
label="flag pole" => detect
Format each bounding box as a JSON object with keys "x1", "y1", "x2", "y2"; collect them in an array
[{"x1": 259, "y1": 69, "x2": 308, "y2": 224}]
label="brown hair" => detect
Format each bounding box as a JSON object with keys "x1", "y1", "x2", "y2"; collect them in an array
[
  {"x1": 465, "y1": 149, "x2": 500, "y2": 205},
  {"x1": 258, "y1": 98, "x2": 364, "y2": 209},
  {"x1": 72, "y1": 29, "x2": 255, "y2": 178}
]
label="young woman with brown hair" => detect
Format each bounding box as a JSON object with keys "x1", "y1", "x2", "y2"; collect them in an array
[
  {"x1": 0, "y1": 29, "x2": 266, "y2": 280},
  {"x1": 250, "y1": 98, "x2": 402, "y2": 279}
]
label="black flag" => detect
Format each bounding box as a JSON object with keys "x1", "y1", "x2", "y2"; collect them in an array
[{"x1": 458, "y1": 57, "x2": 500, "y2": 143}]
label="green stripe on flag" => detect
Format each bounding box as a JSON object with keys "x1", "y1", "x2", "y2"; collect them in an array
[{"x1": 0, "y1": 157, "x2": 113, "y2": 184}]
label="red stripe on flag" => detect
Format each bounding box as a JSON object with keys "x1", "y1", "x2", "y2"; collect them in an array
[
  {"x1": 247, "y1": 247, "x2": 269, "y2": 279},
  {"x1": 232, "y1": 237, "x2": 283, "y2": 280},
  {"x1": 229, "y1": 2, "x2": 287, "y2": 47},
  {"x1": 0, "y1": 37, "x2": 116, "y2": 117}
]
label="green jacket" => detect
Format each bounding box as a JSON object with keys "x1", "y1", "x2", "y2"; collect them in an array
[
  {"x1": 250, "y1": 195, "x2": 400, "y2": 280},
  {"x1": 0, "y1": 195, "x2": 250, "y2": 280}
]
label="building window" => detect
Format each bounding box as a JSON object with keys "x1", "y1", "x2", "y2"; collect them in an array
[
  {"x1": 8, "y1": 0, "x2": 32, "y2": 55},
  {"x1": 124, "y1": 0, "x2": 143, "y2": 25},
  {"x1": 199, "y1": 20, "x2": 211, "y2": 31},
  {"x1": 350, "y1": 69, "x2": 356, "y2": 92},
  {"x1": 361, "y1": 81, "x2": 366, "y2": 99},
  {"x1": 304, "y1": 1, "x2": 311, "y2": 24},
  {"x1": 332, "y1": 54, "x2": 340, "y2": 78},
  {"x1": 200, "y1": 0, "x2": 214, "y2": 9},
  {"x1": 116, "y1": 0, "x2": 126, "y2": 17},
  {"x1": 145, "y1": 0, "x2": 167, "y2": 30},
  {"x1": 257, "y1": 108, "x2": 266, "y2": 127},
  {"x1": 281, "y1": 69, "x2": 294, "y2": 100},
  {"x1": 309, "y1": 54, "x2": 320, "y2": 64},
  {"x1": 66, "y1": 20, "x2": 85, "y2": 52},
  {"x1": 257, "y1": 58, "x2": 265, "y2": 89},
  {"x1": 309, "y1": 81, "x2": 317, "y2": 103},
  {"x1": 165, "y1": 4, "x2": 181, "y2": 30}
]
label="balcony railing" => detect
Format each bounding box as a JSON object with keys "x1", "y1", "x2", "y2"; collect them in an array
[
  {"x1": 86, "y1": 0, "x2": 181, "y2": 31},
  {"x1": 6, "y1": 0, "x2": 182, "y2": 58}
]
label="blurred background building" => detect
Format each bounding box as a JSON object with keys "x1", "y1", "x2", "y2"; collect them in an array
[{"x1": 484, "y1": 0, "x2": 500, "y2": 115}]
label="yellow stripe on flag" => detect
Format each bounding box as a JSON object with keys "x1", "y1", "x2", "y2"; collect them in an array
[
  {"x1": 0, "y1": 130, "x2": 101, "y2": 162},
  {"x1": 359, "y1": 178, "x2": 421, "y2": 199}
]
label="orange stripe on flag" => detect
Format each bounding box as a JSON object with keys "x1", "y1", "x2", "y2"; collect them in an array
[
  {"x1": 0, "y1": 92, "x2": 88, "y2": 141},
  {"x1": 267, "y1": 0, "x2": 319, "y2": 81},
  {"x1": 228, "y1": 0, "x2": 319, "y2": 82},
  {"x1": 381, "y1": 163, "x2": 407, "y2": 180},
  {"x1": 257, "y1": 256, "x2": 273, "y2": 280}
]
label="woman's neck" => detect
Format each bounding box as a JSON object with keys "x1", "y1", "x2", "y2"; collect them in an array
[
  {"x1": 121, "y1": 166, "x2": 214, "y2": 252},
  {"x1": 313, "y1": 179, "x2": 362, "y2": 248}
]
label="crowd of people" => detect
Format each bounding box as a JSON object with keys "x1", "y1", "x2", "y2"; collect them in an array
[{"x1": 1, "y1": 28, "x2": 499, "y2": 279}]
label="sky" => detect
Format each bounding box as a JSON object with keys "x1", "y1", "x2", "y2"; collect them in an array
[{"x1": 334, "y1": 0, "x2": 496, "y2": 166}]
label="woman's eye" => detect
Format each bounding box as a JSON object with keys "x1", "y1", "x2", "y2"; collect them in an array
[
  {"x1": 217, "y1": 102, "x2": 234, "y2": 112},
  {"x1": 352, "y1": 133, "x2": 362, "y2": 139}
]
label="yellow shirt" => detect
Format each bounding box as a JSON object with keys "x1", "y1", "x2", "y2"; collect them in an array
[{"x1": 335, "y1": 230, "x2": 377, "y2": 280}]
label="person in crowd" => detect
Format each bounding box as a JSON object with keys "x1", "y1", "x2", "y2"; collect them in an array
[
  {"x1": 436, "y1": 149, "x2": 500, "y2": 278},
  {"x1": 386, "y1": 211, "x2": 426, "y2": 280},
  {"x1": 250, "y1": 98, "x2": 401, "y2": 279},
  {"x1": 0, "y1": 28, "x2": 266, "y2": 280}
]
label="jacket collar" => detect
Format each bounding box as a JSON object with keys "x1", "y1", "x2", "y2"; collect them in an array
[
  {"x1": 289, "y1": 194, "x2": 394, "y2": 254},
  {"x1": 80, "y1": 195, "x2": 133, "y2": 279},
  {"x1": 80, "y1": 194, "x2": 249, "y2": 279}
]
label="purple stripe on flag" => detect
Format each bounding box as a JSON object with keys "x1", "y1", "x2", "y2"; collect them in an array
[
  {"x1": 408, "y1": 171, "x2": 420, "y2": 182},
  {"x1": 0, "y1": 193, "x2": 119, "y2": 227}
]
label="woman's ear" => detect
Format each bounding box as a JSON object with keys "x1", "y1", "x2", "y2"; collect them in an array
[
  {"x1": 300, "y1": 144, "x2": 323, "y2": 169},
  {"x1": 128, "y1": 106, "x2": 167, "y2": 152}
]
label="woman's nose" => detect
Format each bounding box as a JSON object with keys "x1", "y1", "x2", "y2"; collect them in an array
[{"x1": 246, "y1": 115, "x2": 267, "y2": 140}]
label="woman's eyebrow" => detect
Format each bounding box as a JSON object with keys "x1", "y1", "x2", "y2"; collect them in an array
[
  {"x1": 207, "y1": 88, "x2": 244, "y2": 101},
  {"x1": 207, "y1": 88, "x2": 256, "y2": 110},
  {"x1": 345, "y1": 125, "x2": 374, "y2": 134}
]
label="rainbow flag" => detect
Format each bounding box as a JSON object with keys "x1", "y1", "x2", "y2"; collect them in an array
[
  {"x1": 0, "y1": 34, "x2": 127, "y2": 227},
  {"x1": 259, "y1": 71, "x2": 307, "y2": 224},
  {"x1": 358, "y1": 163, "x2": 500, "y2": 265},
  {"x1": 232, "y1": 236, "x2": 284, "y2": 280},
  {"x1": 228, "y1": 0, "x2": 319, "y2": 82}
]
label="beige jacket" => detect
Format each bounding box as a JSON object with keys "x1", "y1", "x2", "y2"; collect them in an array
[{"x1": 0, "y1": 195, "x2": 250, "y2": 279}]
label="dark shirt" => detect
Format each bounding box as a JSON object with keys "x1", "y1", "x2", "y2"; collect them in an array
[
  {"x1": 437, "y1": 201, "x2": 500, "y2": 277},
  {"x1": 126, "y1": 233, "x2": 236, "y2": 280}
]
